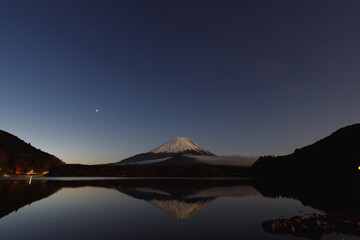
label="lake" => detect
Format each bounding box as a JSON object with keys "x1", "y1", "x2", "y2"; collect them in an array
[{"x1": 0, "y1": 178, "x2": 359, "y2": 240}]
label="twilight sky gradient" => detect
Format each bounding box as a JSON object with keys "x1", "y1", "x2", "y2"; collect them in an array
[{"x1": 1, "y1": 0, "x2": 360, "y2": 164}]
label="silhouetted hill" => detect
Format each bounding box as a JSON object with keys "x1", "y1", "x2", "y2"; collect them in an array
[
  {"x1": 251, "y1": 124, "x2": 360, "y2": 178},
  {"x1": 0, "y1": 130, "x2": 65, "y2": 174}
]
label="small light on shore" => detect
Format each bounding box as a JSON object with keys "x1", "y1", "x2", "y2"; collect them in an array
[{"x1": 358, "y1": 166, "x2": 360, "y2": 171}]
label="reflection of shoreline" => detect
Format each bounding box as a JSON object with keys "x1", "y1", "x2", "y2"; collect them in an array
[
  {"x1": 263, "y1": 213, "x2": 360, "y2": 240},
  {"x1": 0, "y1": 180, "x2": 61, "y2": 219},
  {"x1": 254, "y1": 179, "x2": 360, "y2": 239}
]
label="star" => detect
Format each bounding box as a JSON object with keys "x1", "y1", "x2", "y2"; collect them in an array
[{"x1": 96, "y1": 109, "x2": 99, "y2": 112}]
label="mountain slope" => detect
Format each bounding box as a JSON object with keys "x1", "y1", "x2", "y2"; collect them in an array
[
  {"x1": 251, "y1": 123, "x2": 360, "y2": 177},
  {"x1": 0, "y1": 130, "x2": 65, "y2": 174},
  {"x1": 114, "y1": 137, "x2": 215, "y2": 165}
]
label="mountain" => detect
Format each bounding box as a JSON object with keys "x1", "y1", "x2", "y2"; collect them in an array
[
  {"x1": 251, "y1": 123, "x2": 360, "y2": 178},
  {"x1": 114, "y1": 137, "x2": 215, "y2": 165},
  {"x1": 0, "y1": 130, "x2": 65, "y2": 174}
]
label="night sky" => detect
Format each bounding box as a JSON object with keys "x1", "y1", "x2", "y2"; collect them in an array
[{"x1": 1, "y1": 1, "x2": 360, "y2": 164}]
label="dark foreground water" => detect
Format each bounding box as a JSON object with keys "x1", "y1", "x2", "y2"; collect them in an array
[{"x1": 0, "y1": 178, "x2": 359, "y2": 240}]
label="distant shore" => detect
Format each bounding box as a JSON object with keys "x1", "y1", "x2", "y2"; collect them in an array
[{"x1": 1, "y1": 174, "x2": 45, "y2": 178}]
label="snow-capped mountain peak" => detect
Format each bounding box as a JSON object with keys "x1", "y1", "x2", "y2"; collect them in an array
[
  {"x1": 149, "y1": 137, "x2": 213, "y2": 155},
  {"x1": 114, "y1": 136, "x2": 214, "y2": 165}
]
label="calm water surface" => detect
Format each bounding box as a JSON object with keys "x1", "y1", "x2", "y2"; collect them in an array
[{"x1": 0, "y1": 178, "x2": 358, "y2": 240}]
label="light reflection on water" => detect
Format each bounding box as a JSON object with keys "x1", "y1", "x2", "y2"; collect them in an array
[{"x1": 0, "y1": 178, "x2": 358, "y2": 240}]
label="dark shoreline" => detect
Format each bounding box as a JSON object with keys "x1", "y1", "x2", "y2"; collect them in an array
[{"x1": 43, "y1": 163, "x2": 252, "y2": 178}]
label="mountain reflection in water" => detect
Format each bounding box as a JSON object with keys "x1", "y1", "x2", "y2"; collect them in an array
[
  {"x1": 0, "y1": 178, "x2": 359, "y2": 239},
  {"x1": 115, "y1": 181, "x2": 258, "y2": 219},
  {"x1": 0, "y1": 179, "x2": 258, "y2": 220}
]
